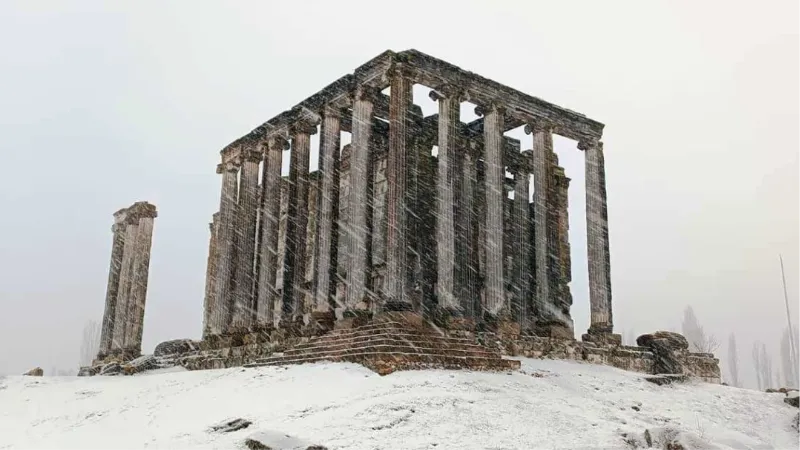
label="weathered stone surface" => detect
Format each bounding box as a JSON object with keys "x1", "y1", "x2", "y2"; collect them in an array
[
  {"x1": 123, "y1": 354, "x2": 157, "y2": 375},
  {"x1": 208, "y1": 418, "x2": 252, "y2": 433},
  {"x1": 23, "y1": 367, "x2": 43, "y2": 376},
  {"x1": 644, "y1": 374, "x2": 689, "y2": 386},
  {"x1": 785, "y1": 391, "x2": 799, "y2": 408},
  {"x1": 244, "y1": 430, "x2": 327, "y2": 450},
  {"x1": 154, "y1": 339, "x2": 198, "y2": 356},
  {"x1": 636, "y1": 331, "x2": 689, "y2": 350},
  {"x1": 78, "y1": 366, "x2": 98, "y2": 377},
  {"x1": 99, "y1": 362, "x2": 122, "y2": 376}
]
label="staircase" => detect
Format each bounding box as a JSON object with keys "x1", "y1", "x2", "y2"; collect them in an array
[{"x1": 244, "y1": 320, "x2": 520, "y2": 375}]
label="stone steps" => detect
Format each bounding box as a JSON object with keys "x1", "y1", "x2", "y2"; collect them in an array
[{"x1": 242, "y1": 319, "x2": 520, "y2": 375}]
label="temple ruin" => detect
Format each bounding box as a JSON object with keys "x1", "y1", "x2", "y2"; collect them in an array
[
  {"x1": 90, "y1": 50, "x2": 720, "y2": 382},
  {"x1": 96, "y1": 201, "x2": 157, "y2": 362}
]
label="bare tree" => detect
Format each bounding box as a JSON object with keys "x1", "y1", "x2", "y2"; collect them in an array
[
  {"x1": 727, "y1": 334, "x2": 740, "y2": 387},
  {"x1": 682, "y1": 306, "x2": 720, "y2": 353},
  {"x1": 760, "y1": 343, "x2": 774, "y2": 391},
  {"x1": 79, "y1": 320, "x2": 101, "y2": 367},
  {"x1": 752, "y1": 341, "x2": 764, "y2": 390},
  {"x1": 781, "y1": 327, "x2": 799, "y2": 388}
]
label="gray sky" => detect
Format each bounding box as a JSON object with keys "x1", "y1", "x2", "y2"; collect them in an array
[{"x1": 1, "y1": 1, "x2": 797, "y2": 388}]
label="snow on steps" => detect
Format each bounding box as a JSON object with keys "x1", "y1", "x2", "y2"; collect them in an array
[{"x1": 244, "y1": 320, "x2": 520, "y2": 375}]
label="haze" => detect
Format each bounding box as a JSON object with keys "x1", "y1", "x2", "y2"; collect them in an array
[{"x1": 0, "y1": 0, "x2": 797, "y2": 390}]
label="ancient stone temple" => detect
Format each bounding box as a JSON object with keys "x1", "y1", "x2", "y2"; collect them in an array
[
  {"x1": 96, "y1": 201, "x2": 157, "y2": 362},
  {"x1": 202, "y1": 49, "x2": 615, "y2": 344}
]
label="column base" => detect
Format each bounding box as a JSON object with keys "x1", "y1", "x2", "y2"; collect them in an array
[
  {"x1": 582, "y1": 331, "x2": 622, "y2": 346},
  {"x1": 335, "y1": 309, "x2": 372, "y2": 330},
  {"x1": 383, "y1": 300, "x2": 414, "y2": 312},
  {"x1": 530, "y1": 323, "x2": 575, "y2": 340},
  {"x1": 374, "y1": 310, "x2": 424, "y2": 330}
]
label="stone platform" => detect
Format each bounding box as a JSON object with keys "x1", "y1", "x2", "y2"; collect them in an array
[{"x1": 243, "y1": 319, "x2": 520, "y2": 375}]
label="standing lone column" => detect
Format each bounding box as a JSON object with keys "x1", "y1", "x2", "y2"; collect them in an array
[
  {"x1": 344, "y1": 85, "x2": 376, "y2": 316},
  {"x1": 431, "y1": 86, "x2": 460, "y2": 314},
  {"x1": 97, "y1": 218, "x2": 126, "y2": 359},
  {"x1": 125, "y1": 202, "x2": 157, "y2": 357},
  {"x1": 581, "y1": 140, "x2": 614, "y2": 335},
  {"x1": 211, "y1": 156, "x2": 241, "y2": 335},
  {"x1": 478, "y1": 104, "x2": 506, "y2": 320},
  {"x1": 384, "y1": 67, "x2": 414, "y2": 312},
  {"x1": 232, "y1": 143, "x2": 261, "y2": 330},
  {"x1": 282, "y1": 121, "x2": 316, "y2": 323},
  {"x1": 112, "y1": 218, "x2": 138, "y2": 351},
  {"x1": 256, "y1": 136, "x2": 288, "y2": 327},
  {"x1": 313, "y1": 106, "x2": 341, "y2": 320}
]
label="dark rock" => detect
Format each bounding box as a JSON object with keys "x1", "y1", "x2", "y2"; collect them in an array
[
  {"x1": 154, "y1": 339, "x2": 198, "y2": 356},
  {"x1": 644, "y1": 374, "x2": 689, "y2": 386},
  {"x1": 123, "y1": 355, "x2": 157, "y2": 375},
  {"x1": 99, "y1": 362, "x2": 122, "y2": 376},
  {"x1": 209, "y1": 418, "x2": 252, "y2": 433},
  {"x1": 78, "y1": 366, "x2": 98, "y2": 377},
  {"x1": 631, "y1": 405, "x2": 640, "y2": 411},
  {"x1": 23, "y1": 367, "x2": 43, "y2": 376},
  {"x1": 785, "y1": 394, "x2": 799, "y2": 408},
  {"x1": 792, "y1": 412, "x2": 798, "y2": 432},
  {"x1": 244, "y1": 430, "x2": 327, "y2": 450},
  {"x1": 636, "y1": 331, "x2": 689, "y2": 351}
]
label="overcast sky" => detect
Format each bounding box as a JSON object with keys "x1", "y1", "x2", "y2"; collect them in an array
[{"x1": 0, "y1": 1, "x2": 797, "y2": 387}]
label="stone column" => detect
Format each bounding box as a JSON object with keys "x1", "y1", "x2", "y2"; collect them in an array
[
  {"x1": 384, "y1": 67, "x2": 413, "y2": 312},
  {"x1": 112, "y1": 219, "x2": 138, "y2": 350},
  {"x1": 344, "y1": 85, "x2": 376, "y2": 317},
  {"x1": 125, "y1": 203, "x2": 157, "y2": 356},
  {"x1": 202, "y1": 213, "x2": 219, "y2": 340},
  {"x1": 313, "y1": 106, "x2": 341, "y2": 322},
  {"x1": 282, "y1": 122, "x2": 316, "y2": 323},
  {"x1": 430, "y1": 87, "x2": 460, "y2": 314},
  {"x1": 511, "y1": 150, "x2": 533, "y2": 326},
  {"x1": 231, "y1": 144, "x2": 261, "y2": 330},
  {"x1": 98, "y1": 219, "x2": 126, "y2": 358},
  {"x1": 211, "y1": 158, "x2": 240, "y2": 335},
  {"x1": 256, "y1": 136, "x2": 287, "y2": 327},
  {"x1": 528, "y1": 123, "x2": 554, "y2": 324},
  {"x1": 581, "y1": 140, "x2": 614, "y2": 336},
  {"x1": 477, "y1": 104, "x2": 506, "y2": 320},
  {"x1": 455, "y1": 135, "x2": 480, "y2": 320}
]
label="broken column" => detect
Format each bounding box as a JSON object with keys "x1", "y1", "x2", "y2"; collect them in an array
[
  {"x1": 111, "y1": 216, "x2": 138, "y2": 352},
  {"x1": 202, "y1": 213, "x2": 219, "y2": 339}
]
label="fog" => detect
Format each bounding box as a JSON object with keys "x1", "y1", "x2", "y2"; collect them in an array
[{"x1": 0, "y1": 0, "x2": 797, "y2": 389}]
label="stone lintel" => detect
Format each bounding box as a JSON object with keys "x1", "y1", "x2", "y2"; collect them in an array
[{"x1": 114, "y1": 201, "x2": 157, "y2": 223}]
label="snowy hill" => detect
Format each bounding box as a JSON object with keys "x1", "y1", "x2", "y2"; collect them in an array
[{"x1": 0, "y1": 358, "x2": 796, "y2": 449}]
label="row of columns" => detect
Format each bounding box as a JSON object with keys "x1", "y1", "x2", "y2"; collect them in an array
[
  {"x1": 97, "y1": 201, "x2": 157, "y2": 360},
  {"x1": 203, "y1": 67, "x2": 613, "y2": 338}
]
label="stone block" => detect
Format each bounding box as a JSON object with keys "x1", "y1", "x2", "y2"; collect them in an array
[
  {"x1": 581, "y1": 332, "x2": 622, "y2": 346},
  {"x1": 154, "y1": 339, "x2": 198, "y2": 356},
  {"x1": 636, "y1": 331, "x2": 688, "y2": 350},
  {"x1": 23, "y1": 367, "x2": 43, "y2": 376}
]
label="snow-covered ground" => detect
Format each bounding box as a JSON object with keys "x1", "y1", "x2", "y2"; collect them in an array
[{"x1": 0, "y1": 358, "x2": 796, "y2": 449}]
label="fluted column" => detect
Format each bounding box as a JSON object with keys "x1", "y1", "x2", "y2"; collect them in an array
[
  {"x1": 477, "y1": 104, "x2": 506, "y2": 319},
  {"x1": 125, "y1": 206, "x2": 157, "y2": 356},
  {"x1": 581, "y1": 140, "x2": 613, "y2": 333},
  {"x1": 528, "y1": 123, "x2": 554, "y2": 324},
  {"x1": 211, "y1": 158, "x2": 240, "y2": 335},
  {"x1": 384, "y1": 68, "x2": 413, "y2": 312},
  {"x1": 256, "y1": 136, "x2": 287, "y2": 326},
  {"x1": 344, "y1": 86, "x2": 376, "y2": 316},
  {"x1": 511, "y1": 150, "x2": 533, "y2": 326},
  {"x1": 231, "y1": 144, "x2": 261, "y2": 330},
  {"x1": 112, "y1": 219, "x2": 138, "y2": 350},
  {"x1": 202, "y1": 213, "x2": 219, "y2": 339},
  {"x1": 314, "y1": 106, "x2": 342, "y2": 317},
  {"x1": 98, "y1": 220, "x2": 125, "y2": 358},
  {"x1": 282, "y1": 122, "x2": 316, "y2": 322},
  {"x1": 455, "y1": 136, "x2": 480, "y2": 319},
  {"x1": 430, "y1": 86, "x2": 460, "y2": 313}
]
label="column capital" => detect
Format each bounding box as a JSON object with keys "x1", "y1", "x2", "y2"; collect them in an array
[
  {"x1": 266, "y1": 135, "x2": 291, "y2": 152},
  {"x1": 289, "y1": 120, "x2": 318, "y2": 136},
  {"x1": 474, "y1": 102, "x2": 505, "y2": 117},
  {"x1": 388, "y1": 61, "x2": 416, "y2": 80},
  {"x1": 241, "y1": 146, "x2": 262, "y2": 163},
  {"x1": 428, "y1": 84, "x2": 464, "y2": 102},
  {"x1": 354, "y1": 84, "x2": 382, "y2": 103},
  {"x1": 216, "y1": 160, "x2": 240, "y2": 174},
  {"x1": 578, "y1": 139, "x2": 602, "y2": 151},
  {"x1": 524, "y1": 121, "x2": 555, "y2": 135},
  {"x1": 322, "y1": 103, "x2": 346, "y2": 119}
]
